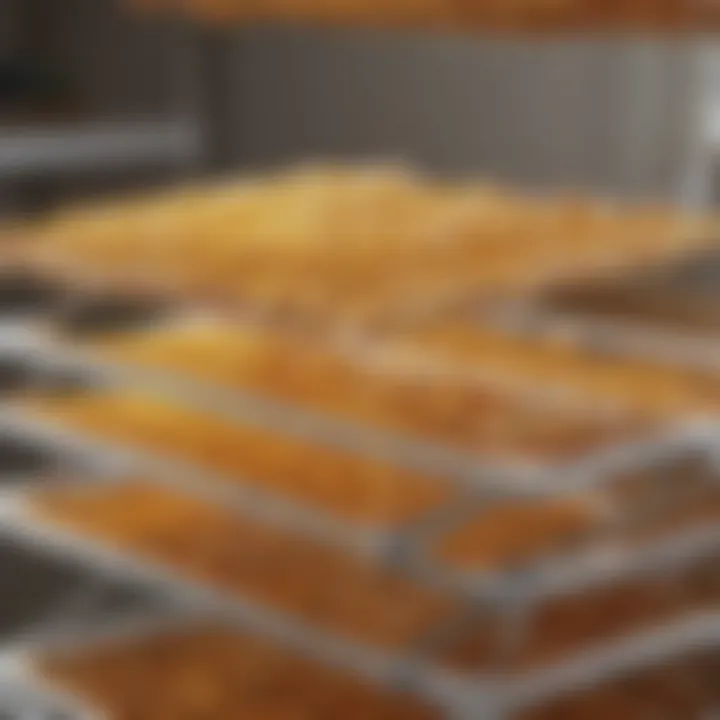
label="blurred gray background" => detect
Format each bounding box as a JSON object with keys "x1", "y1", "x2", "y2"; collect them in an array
[{"x1": 0, "y1": 0, "x2": 718, "y2": 215}]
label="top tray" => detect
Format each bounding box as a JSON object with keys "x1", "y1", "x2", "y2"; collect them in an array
[{"x1": 9, "y1": 166, "x2": 715, "y2": 331}]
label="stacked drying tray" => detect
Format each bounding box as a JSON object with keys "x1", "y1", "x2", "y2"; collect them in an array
[
  {"x1": 7, "y1": 163, "x2": 718, "y2": 331},
  {"x1": 0, "y1": 282, "x2": 459, "y2": 718},
  {"x1": 1, "y1": 165, "x2": 720, "y2": 718},
  {"x1": 484, "y1": 244, "x2": 720, "y2": 382},
  {"x1": 404, "y1": 243, "x2": 720, "y2": 418},
  {"x1": 3, "y1": 307, "x2": 720, "y2": 717},
  {"x1": 402, "y1": 321, "x2": 720, "y2": 418},
  {"x1": 0, "y1": 419, "x2": 198, "y2": 718}
]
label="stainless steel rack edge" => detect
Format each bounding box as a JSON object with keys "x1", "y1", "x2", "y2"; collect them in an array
[
  {"x1": 0, "y1": 496, "x2": 480, "y2": 716},
  {"x1": 11, "y1": 325, "x2": 688, "y2": 495},
  {"x1": 3, "y1": 426, "x2": 720, "y2": 718},
  {"x1": 5, "y1": 406, "x2": 720, "y2": 606},
  {"x1": 2, "y1": 493, "x2": 720, "y2": 720},
  {"x1": 488, "y1": 299, "x2": 720, "y2": 376},
  {"x1": 3, "y1": 328, "x2": 720, "y2": 716}
]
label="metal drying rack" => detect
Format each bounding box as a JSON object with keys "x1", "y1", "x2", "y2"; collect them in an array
[
  {"x1": 3, "y1": 475, "x2": 720, "y2": 720},
  {"x1": 488, "y1": 298, "x2": 720, "y2": 375},
  {"x1": 1, "y1": 284, "x2": 720, "y2": 718},
  {"x1": 484, "y1": 245, "x2": 720, "y2": 375}
]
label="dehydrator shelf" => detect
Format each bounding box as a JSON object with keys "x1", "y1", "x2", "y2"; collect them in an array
[
  {"x1": 0, "y1": 493, "x2": 474, "y2": 714},
  {"x1": 440, "y1": 520, "x2": 720, "y2": 606},
  {"x1": 507, "y1": 610, "x2": 720, "y2": 715},
  {"x1": 490, "y1": 300, "x2": 720, "y2": 376},
  {"x1": 6, "y1": 332, "x2": 699, "y2": 501},
  {"x1": 21, "y1": 340, "x2": 550, "y2": 491},
  {"x1": 2, "y1": 285, "x2": 719, "y2": 717},
  {"x1": 6, "y1": 405, "x2": 720, "y2": 602},
  {"x1": 0, "y1": 408, "x2": 408, "y2": 557},
  {"x1": 3, "y1": 491, "x2": 720, "y2": 719},
  {"x1": 3, "y1": 448, "x2": 720, "y2": 712},
  {"x1": 0, "y1": 612, "x2": 204, "y2": 720},
  {"x1": 8, "y1": 396, "x2": 720, "y2": 597},
  {"x1": 0, "y1": 521, "x2": 193, "y2": 719},
  {"x1": 486, "y1": 242, "x2": 720, "y2": 373}
]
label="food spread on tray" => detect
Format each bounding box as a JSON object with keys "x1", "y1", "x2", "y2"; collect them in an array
[
  {"x1": 31, "y1": 482, "x2": 453, "y2": 650},
  {"x1": 437, "y1": 451, "x2": 720, "y2": 572},
  {"x1": 434, "y1": 495, "x2": 612, "y2": 571},
  {"x1": 24, "y1": 388, "x2": 448, "y2": 527},
  {"x1": 31, "y1": 475, "x2": 720, "y2": 676},
  {"x1": 39, "y1": 624, "x2": 438, "y2": 720},
  {"x1": 2, "y1": 163, "x2": 720, "y2": 718},
  {"x1": 441, "y1": 552, "x2": 720, "y2": 672},
  {"x1": 79, "y1": 321, "x2": 652, "y2": 462},
  {"x1": 12, "y1": 165, "x2": 714, "y2": 328},
  {"x1": 407, "y1": 322, "x2": 720, "y2": 415}
]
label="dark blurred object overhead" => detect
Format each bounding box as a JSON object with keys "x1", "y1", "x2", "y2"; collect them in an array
[
  {"x1": 127, "y1": 0, "x2": 720, "y2": 33},
  {"x1": 0, "y1": 62, "x2": 75, "y2": 122},
  {"x1": 0, "y1": 63, "x2": 62, "y2": 104}
]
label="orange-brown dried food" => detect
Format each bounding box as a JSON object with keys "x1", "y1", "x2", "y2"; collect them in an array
[
  {"x1": 25, "y1": 162, "x2": 713, "y2": 329},
  {"x1": 435, "y1": 496, "x2": 610, "y2": 571},
  {"x1": 26, "y1": 390, "x2": 447, "y2": 528},
  {"x1": 442, "y1": 555, "x2": 720, "y2": 674},
  {"x1": 437, "y1": 458, "x2": 720, "y2": 576},
  {"x1": 33, "y1": 483, "x2": 453, "y2": 650},
  {"x1": 368, "y1": 374, "x2": 639, "y2": 460},
  {"x1": 409, "y1": 323, "x2": 720, "y2": 417},
  {"x1": 519, "y1": 651, "x2": 720, "y2": 720},
  {"x1": 40, "y1": 625, "x2": 439, "y2": 720},
  {"x1": 93, "y1": 323, "x2": 645, "y2": 462}
]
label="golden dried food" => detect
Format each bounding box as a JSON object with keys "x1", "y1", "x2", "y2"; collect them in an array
[
  {"x1": 17, "y1": 165, "x2": 714, "y2": 327},
  {"x1": 435, "y1": 496, "x2": 610, "y2": 570},
  {"x1": 33, "y1": 483, "x2": 453, "y2": 649},
  {"x1": 26, "y1": 389, "x2": 447, "y2": 527},
  {"x1": 437, "y1": 454, "x2": 720, "y2": 575},
  {"x1": 92, "y1": 322, "x2": 646, "y2": 463},
  {"x1": 40, "y1": 624, "x2": 438, "y2": 720},
  {"x1": 409, "y1": 323, "x2": 720, "y2": 416}
]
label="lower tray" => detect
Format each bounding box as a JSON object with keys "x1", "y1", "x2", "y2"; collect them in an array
[
  {"x1": 13, "y1": 617, "x2": 440, "y2": 720},
  {"x1": 5, "y1": 477, "x2": 720, "y2": 719},
  {"x1": 0, "y1": 528, "x2": 179, "y2": 647},
  {"x1": 514, "y1": 615, "x2": 720, "y2": 719},
  {"x1": 0, "y1": 527, "x2": 186, "y2": 720}
]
